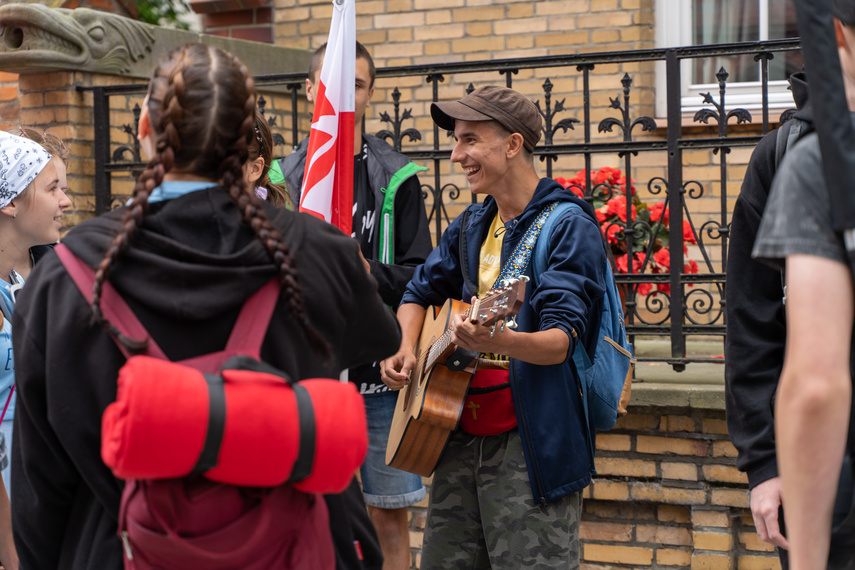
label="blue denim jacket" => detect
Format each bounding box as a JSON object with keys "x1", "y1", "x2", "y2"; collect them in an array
[{"x1": 401, "y1": 177, "x2": 607, "y2": 503}]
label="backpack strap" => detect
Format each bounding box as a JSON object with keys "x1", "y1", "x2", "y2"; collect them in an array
[
  {"x1": 224, "y1": 278, "x2": 281, "y2": 357},
  {"x1": 532, "y1": 201, "x2": 578, "y2": 290},
  {"x1": 55, "y1": 244, "x2": 167, "y2": 361}
]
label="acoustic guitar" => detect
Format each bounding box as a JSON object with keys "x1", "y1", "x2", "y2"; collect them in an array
[{"x1": 385, "y1": 279, "x2": 525, "y2": 477}]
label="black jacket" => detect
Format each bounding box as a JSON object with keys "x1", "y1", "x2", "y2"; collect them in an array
[
  {"x1": 277, "y1": 134, "x2": 432, "y2": 307},
  {"x1": 10, "y1": 188, "x2": 401, "y2": 570},
  {"x1": 724, "y1": 73, "x2": 811, "y2": 488}
]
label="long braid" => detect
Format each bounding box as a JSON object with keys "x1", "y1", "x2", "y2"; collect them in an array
[
  {"x1": 216, "y1": 51, "x2": 332, "y2": 359},
  {"x1": 90, "y1": 44, "x2": 331, "y2": 359},
  {"x1": 90, "y1": 46, "x2": 190, "y2": 352}
]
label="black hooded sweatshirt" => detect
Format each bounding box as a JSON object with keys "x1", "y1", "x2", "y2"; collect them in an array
[
  {"x1": 9, "y1": 188, "x2": 402, "y2": 570},
  {"x1": 724, "y1": 72, "x2": 812, "y2": 488}
]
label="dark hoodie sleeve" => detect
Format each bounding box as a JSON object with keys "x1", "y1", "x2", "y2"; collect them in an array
[
  {"x1": 11, "y1": 258, "x2": 85, "y2": 569},
  {"x1": 401, "y1": 208, "x2": 469, "y2": 308},
  {"x1": 724, "y1": 129, "x2": 786, "y2": 489},
  {"x1": 367, "y1": 174, "x2": 433, "y2": 306}
]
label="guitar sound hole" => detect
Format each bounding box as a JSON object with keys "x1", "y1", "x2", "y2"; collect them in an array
[{"x1": 402, "y1": 384, "x2": 410, "y2": 410}]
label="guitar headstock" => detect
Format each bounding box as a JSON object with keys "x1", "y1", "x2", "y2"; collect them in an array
[{"x1": 469, "y1": 278, "x2": 526, "y2": 327}]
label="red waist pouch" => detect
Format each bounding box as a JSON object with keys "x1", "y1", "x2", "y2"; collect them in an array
[
  {"x1": 459, "y1": 369, "x2": 517, "y2": 436},
  {"x1": 101, "y1": 356, "x2": 367, "y2": 494}
]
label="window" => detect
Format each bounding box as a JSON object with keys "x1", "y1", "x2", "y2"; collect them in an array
[{"x1": 655, "y1": 0, "x2": 802, "y2": 119}]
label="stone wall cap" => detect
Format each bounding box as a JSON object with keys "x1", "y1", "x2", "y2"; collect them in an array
[{"x1": 0, "y1": 4, "x2": 311, "y2": 79}]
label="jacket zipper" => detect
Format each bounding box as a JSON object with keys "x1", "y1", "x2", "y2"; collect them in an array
[
  {"x1": 121, "y1": 531, "x2": 134, "y2": 561},
  {"x1": 383, "y1": 212, "x2": 391, "y2": 264}
]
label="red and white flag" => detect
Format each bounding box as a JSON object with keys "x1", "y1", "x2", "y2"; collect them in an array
[{"x1": 299, "y1": 0, "x2": 355, "y2": 236}]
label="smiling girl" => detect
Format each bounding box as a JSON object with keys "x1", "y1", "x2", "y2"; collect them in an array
[{"x1": 0, "y1": 130, "x2": 71, "y2": 492}]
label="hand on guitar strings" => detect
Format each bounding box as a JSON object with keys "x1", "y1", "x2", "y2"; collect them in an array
[{"x1": 380, "y1": 347, "x2": 416, "y2": 391}]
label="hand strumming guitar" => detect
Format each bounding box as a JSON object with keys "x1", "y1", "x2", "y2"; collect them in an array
[{"x1": 380, "y1": 303, "x2": 427, "y2": 391}]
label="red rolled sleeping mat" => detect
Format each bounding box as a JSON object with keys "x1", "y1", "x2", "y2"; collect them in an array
[{"x1": 101, "y1": 356, "x2": 367, "y2": 494}]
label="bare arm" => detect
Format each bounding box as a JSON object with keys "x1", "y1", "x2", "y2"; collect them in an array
[
  {"x1": 379, "y1": 303, "x2": 427, "y2": 390},
  {"x1": 777, "y1": 254, "x2": 853, "y2": 570},
  {"x1": 0, "y1": 477, "x2": 17, "y2": 570}
]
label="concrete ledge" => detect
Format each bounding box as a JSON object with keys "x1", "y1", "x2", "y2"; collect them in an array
[{"x1": 629, "y1": 381, "x2": 725, "y2": 411}]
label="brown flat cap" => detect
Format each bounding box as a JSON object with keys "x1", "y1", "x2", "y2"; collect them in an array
[{"x1": 431, "y1": 86, "x2": 542, "y2": 152}]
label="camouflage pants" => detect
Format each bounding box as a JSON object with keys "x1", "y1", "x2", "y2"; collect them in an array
[{"x1": 420, "y1": 429, "x2": 581, "y2": 570}]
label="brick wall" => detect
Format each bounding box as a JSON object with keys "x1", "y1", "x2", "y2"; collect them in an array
[
  {"x1": 405, "y1": 404, "x2": 778, "y2": 569},
  {"x1": 190, "y1": 0, "x2": 275, "y2": 43},
  {"x1": 0, "y1": 72, "x2": 21, "y2": 132},
  {"x1": 16, "y1": 71, "x2": 148, "y2": 228}
]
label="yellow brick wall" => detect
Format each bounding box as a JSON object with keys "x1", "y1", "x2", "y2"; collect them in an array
[{"x1": 405, "y1": 406, "x2": 779, "y2": 569}]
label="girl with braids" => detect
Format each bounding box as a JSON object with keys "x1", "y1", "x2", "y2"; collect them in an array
[
  {"x1": 245, "y1": 109, "x2": 291, "y2": 208},
  {"x1": 10, "y1": 44, "x2": 400, "y2": 570}
]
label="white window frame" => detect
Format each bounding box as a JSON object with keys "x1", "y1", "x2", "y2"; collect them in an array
[{"x1": 654, "y1": 0, "x2": 796, "y2": 120}]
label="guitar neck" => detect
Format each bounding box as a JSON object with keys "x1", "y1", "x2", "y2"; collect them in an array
[{"x1": 424, "y1": 299, "x2": 478, "y2": 371}]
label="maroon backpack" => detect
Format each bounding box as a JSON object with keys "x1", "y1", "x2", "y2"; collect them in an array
[{"x1": 56, "y1": 244, "x2": 336, "y2": 570}]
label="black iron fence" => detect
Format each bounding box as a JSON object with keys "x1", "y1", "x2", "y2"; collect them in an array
[{"x1": 82, "y1": 39, "x2": 802, "y2": 370}]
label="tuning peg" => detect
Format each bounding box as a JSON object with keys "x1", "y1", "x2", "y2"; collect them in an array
[
  {"x1": 519, "y1": 275, "x2": 530, "y2": 283},
  {"x1": 490, "y1": 322, "x2": 498, "y2": 338},
  {"x1": 500, "y1": 320, "x2": 507, "y2": 333},
  {"x1": 506, "y1": 316, "x2": 518, "y2": 330}
]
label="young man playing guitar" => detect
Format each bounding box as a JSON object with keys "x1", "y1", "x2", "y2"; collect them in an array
[{"x1": 380, "y1": 86, "x2": 607, "y2": 569}]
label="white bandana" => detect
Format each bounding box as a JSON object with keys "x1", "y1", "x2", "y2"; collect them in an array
[{"x1": 0, "y1": 131, "x2": 52, "y2": 209}]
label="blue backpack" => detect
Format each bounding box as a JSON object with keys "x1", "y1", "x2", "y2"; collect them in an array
[{"x1": 532, "y1": 201, "x2": 635, "y2": 469}]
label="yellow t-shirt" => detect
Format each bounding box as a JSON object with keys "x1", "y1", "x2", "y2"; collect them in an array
[
  {"x1": 476, "y1": 212, "x2": 510, "y2": 371},
  {"x1": 477, "y1": 212, "x2": 505, "y2": 297}
]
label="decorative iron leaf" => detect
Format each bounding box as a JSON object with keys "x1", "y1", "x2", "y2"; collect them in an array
[
  {"x1": 401, "y1": 128, "x2": 422, "y2": 143},
  {"x1": 272, "y1": 133, "x2": 286, "y2": 146},
  {"x1": 554, "y1": 98, "x2": 566, "y2": 113},
  {"x1": 402, "y1": 108, "x2": 413, "y2": 121},
  {"x1": 379, "y1": 111, "x2": 392, "y2": 124},
  {"x1": 632, "y1": 116, "x2": 657, "y2": 132},
  {"x1": 609, "y1": 96, "x2": 621, "y2": 110},
  {"x1": 700, "y1": 92, "x2": 715, "y2": 105},
  {"x1": 598, "y1": 117, "x2": 623, "y2": 134},
  {"x1": 376, "y1": 129, "x2": 394, "y2": 143},
  {"x1": 112, "y1": 146, "x2": 133, "y2": 162},
  {"x1": 693, "y1": 109, "x2": 718, "y2": 124},
  {"x1": 554, "y1": 118, "x2": 579, "y2": 133},
  {"x1": 726, "y1": 108, "x2": 752, "y2": 124}
]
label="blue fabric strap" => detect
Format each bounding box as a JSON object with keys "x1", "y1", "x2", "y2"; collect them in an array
[{"x1": 491, "y1": 201, "x2": 560, "y2": 288}]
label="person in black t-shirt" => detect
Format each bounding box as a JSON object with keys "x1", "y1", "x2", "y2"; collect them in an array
[{"x1": 275, "y1": 41, "x2": 432, "y2": 570}]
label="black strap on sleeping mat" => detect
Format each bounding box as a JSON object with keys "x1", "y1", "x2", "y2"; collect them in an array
[{"x1": 192, "y1": 373, "x2": 228, "y2": 474}]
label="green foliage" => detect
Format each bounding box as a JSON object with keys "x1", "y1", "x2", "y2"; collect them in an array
[{"x1": 133, "y1": 0, "x2": 192, "y2": 29}]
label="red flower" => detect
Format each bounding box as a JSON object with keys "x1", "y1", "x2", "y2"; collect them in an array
[
  {"x1": 637, "y1": 282, "x2": 652, "y2": 296},
  {"x1": 648, "y1": 202, "x2": 669, "y2": 225},
  {"x1": 615, "y1": 252, "x2": 643, "y2": 274},
  {"x1": 653, "y1": 248, "x2": 670, "y2": 270},
  {"x1": 684, "y1": 259, "x2": 699, "y2": 274},
  {"x1": 683, "y1": 220, "x2": 696, "y2": 245},
  {"x1": 595, "y1": 208, "x2": 608, "y2": 223},
  {"x1": 657, "y1": 283, "x2": 671, "y2": 295},
  {"x1": 606, "y1": 195, "x2": 636, "y2": 222},
  {"x1": 602, "y1": 222, "x2": 622, "y2": 244},
  {"x1": 568, "y1": 184, "x2": 584, "y2": 199}
]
